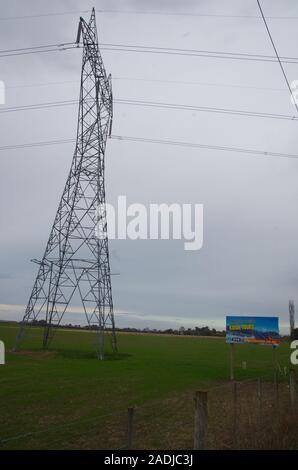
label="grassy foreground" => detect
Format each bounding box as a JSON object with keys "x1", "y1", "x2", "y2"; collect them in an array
[{"x1": 0, "y1": 323, "x2": 293, "y2": 449}]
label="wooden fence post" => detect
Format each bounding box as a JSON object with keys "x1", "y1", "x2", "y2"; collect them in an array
[
  {"x1": 257, "y1": 378, "x2": 262, "y2": 425},
  {"x1": 289, "y1": 368, "x2": 298, "y2": 411},
  {"x1": 232, "y1": 381, "x2": 238, "y2": 446},
  {"x1": 194, "y1": 391, "x2": 208, "y2": 450},
  {"x1": 274, "y1": 371, "x2": 279, "y2": 405},
  {"x1": 127, "y1": 407, "x2": 135, "y2": 449}
]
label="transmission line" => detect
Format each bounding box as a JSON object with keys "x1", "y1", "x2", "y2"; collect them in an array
[
  {"x1": 1, "y1": 41, "x2": 298, "y2": 64},
  {"x1": 0, "y1": 11, "x2": 90, "y2": 21},
  {"x1": 0, "y1": 99, "x2": 78, "y2": 113},
  {"x1": 96, "y1": 9, "x2": 298, "y2": 20},
  {"x1": 257, "y1": 0, "x2": 298, "y2": 114},
  {"x1": 115, "y1": 98, "x2": 298, "y2": 121},
  {"x1": 0, "y1": 97, "x2": 297, "y2": 122},
  {"x1": 100, "y1": 42, "x2": 298, "y2": 63},
  {"x1": 0, "y1": 138, "x2": 75, "y2": 150},
  {"x1": 110, "y1": 135, "x2": 298, "y2": 160},
  {"x1": 0, "y1": 42, "x2": 79, "y2": 58},
  {"x1": 1, "y1": 135, "x2": 298, "y2": 160},
  {"x1": 5, "y1": 77, "x2": 287, "y2": 94},
  {"x1": 0, "y1": 9, "x2": 297, "y2": 21},
  {"x1": 0, "y1": 42, "x2": 76, "y2": 54}
]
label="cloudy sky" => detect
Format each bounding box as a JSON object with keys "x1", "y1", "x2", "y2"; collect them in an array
[{"x1": 0, "y1": 0, "x2": 298, "y2": 332}]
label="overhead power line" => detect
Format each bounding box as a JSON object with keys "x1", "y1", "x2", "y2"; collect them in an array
[
  {"x1": 0, "y1": 46, "x2": 79, "y2": 58},
  {"x1": 96, "y1": 9, "x2": 298, "y2": 20},
  {"x1": 110, "y1": 135, "x2": 298, "y2": 160},
  {"x1": 0, "y1": 9, "x2": 298, "y2": 21},
  {"x1": 0, "y1": 138, "x2": 75, "y2": 150},
  {"x1": 5, "y1": 77, "x2": 287, "y2": 94},
  {"x1": 0, "y1": 135, "x2": 298, "y2": 161},
  {"x1": 99, "y1": 43, "x2": 298, "y2": 64},
  {"x1": 115, "y1": 98, "x2": 298, "y2": 121},
  {"x1": 0, "y1": 99, "x2": 78, "y2": 113},
  {"x1": 1, "y1": 41, "x2": 298, "y2": 64},
  {"x1": 0, "y1": 42, "x2": 76, "y2": 54},
  {"x1": 256, "y1": 0, "x2": 298, "y2": 113},
  {"x1": 0, "y1": 11, "x2": 90, "y2": 21},
  {"x1": 0, "y1": 97, "x2": 297, "y2": 122},
  {"x1": 102, "y1": 42, "x2": 298, "y2": 62},
  {"x1": 0, "y1": 42, "x2": 79, "y2": 58}
]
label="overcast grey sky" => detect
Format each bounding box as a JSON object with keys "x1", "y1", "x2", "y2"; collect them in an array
[{"x1": 1, "y1": 0, "x2": 298, "y2": 332}]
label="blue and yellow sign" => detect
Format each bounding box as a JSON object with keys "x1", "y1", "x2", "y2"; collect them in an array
[{"x1": 226, "y1": 316, "x2": 280, "y2": 346}]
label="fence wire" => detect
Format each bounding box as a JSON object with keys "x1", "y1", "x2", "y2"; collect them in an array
[{"x1": 1, "y1": 375, "x2": 297, "y2": 450}]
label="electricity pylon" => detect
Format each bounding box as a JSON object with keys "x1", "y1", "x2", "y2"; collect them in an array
[
  {"x1": 14, "y1": 9, "x2": 117, "y2": 359},
  {"x1": 289, "y1": 300, "x2": 295, "y2": 340}
]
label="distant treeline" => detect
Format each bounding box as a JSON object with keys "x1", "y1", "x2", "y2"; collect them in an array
[
  {"x1": 4, "y1": 320, "x2": 226, "y2": 337},
  {"x1": 3, "y1": 320, "x2": 297, "y2": 339},
  {"x1": 114, "y1": 325, "x2": 227, "y2": 337}
]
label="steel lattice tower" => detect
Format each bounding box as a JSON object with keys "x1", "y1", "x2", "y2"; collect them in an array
[
  {"x1": 289, "y1": 300, "x2": 295, "y2": 340},
  {"x1": 14, "y1": 9, "x2": 117, "y2": 359}
]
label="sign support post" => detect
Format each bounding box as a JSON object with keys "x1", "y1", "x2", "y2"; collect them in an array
[
  {"x1": 272, "y1": 345, "x2": 279, "y2": 397},
  {"x1": 230, "y1": 343, "x2": 235, "y2": 381}
]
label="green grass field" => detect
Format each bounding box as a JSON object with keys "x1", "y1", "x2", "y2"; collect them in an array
[{"x1": 0, "y1": 323, "x2": 294, "y2": 449}]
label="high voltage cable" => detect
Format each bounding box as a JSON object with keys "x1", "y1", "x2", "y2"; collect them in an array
[
  {"x1": 0, "y1": 42, "x2": 76, "y2": 54},
  {"x1": 0, "y1": 99, "x2": 78, "y2": 113},
  {"x1": 5, "y1": 77, "x2": 287, "y2": 93},
  {"x1": 0, "y1": 46, "x2": 79, "y2": 58},
  {"x1": 0, "y1": 97, "x2": 297, "y2": 122},
  {"x1": 0, "y1": 138, "x2": 75, "y2": 150},
  {"x1": 96, "y1": 9, "x2": 298, "y2": 20},
  {"x1": 0, "y1": 42, "x2": 79, "y2": 58},
  {"x1": 99, "y1": 43, "x2": 298, "y2": 64},
  {"x1": 1, "y1": 41, "x2": 298, "y2": 64},
  {"x1": 257, "y1": 0, "x2": 298, "y2": 114},
  {"x1": 101, "y1": 42, "x2": 298, "y2": 62},
  {"x1": 110, "y1": 135, "x2": 298, "y2": 160},
  {"x1": 0, "y1": 9, "x2": 297, "y2": 20},
  {"x1": 0, "y1": 11, "x2": 90, "y2": 21},
  {"x1": 0, "y1": 135, "x2": 298, "y2": 160},
  {"x1": 115, "y1": 98, "x2": 298, "y2": 121}
]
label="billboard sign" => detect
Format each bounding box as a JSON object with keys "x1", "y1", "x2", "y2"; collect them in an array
[{"x1": 226, "y1": 316, "x2": 280, "y2": 346}]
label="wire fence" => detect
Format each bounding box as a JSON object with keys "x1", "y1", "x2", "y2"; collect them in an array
[{"x1": 1, "y1": 372, "x2": 297, "y2": 450}]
